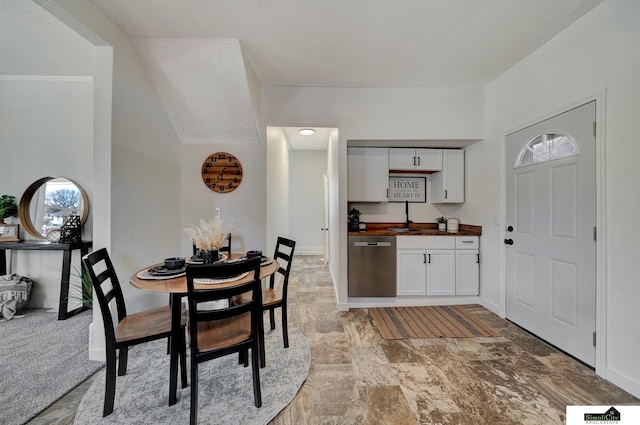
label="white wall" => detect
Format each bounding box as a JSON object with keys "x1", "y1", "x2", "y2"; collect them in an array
[
  {"x1": 181, "y1": 144, "x2": 267, "y2": 256},
  {"x1": 0, "y1": 0, "x2": 95, "y2": 308},
  {"x1": 266, "y1": 127, "x2": 290, "y2": 252},
  {"x1": 262, "y1": 86, "x2": 484, "y2": 310},
  {"x1": 53, "y1": 0, "x2": 183, "y2": 314},
  {"x1": 478, "y1": 0, "x2": 640, "y2": 397},
  {"x1": 289, "y1": 150, "x2": 327, "y2": 254}
]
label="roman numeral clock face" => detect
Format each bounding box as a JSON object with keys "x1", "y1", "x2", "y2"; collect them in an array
[{"x1": 201, "y1": 152, "x2": 243, "y2": 193}]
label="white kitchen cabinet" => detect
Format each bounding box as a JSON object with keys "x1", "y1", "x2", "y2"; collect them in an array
[
  {"x1": 396, "y1": 236, "x2": 455, "y2": 296},
  {"x1": 347, "y1": 147, "x2": 389, "y2": 202},
  {"x1": 431, "y1": 149, "x2": 464, "y2": 203},
  {"x1": 455, "y1": 236, "x2": 479, "y2": 296},
  {"x1": 397, "y1": 250, "x2": 427, "y2": 295},
  {"x1": 425, "y1": 250, "x2": 456, "y2": 296},
  {"x1": 389, "y1": 148, "x2": 442, "y2": 171},
  {"x1": 397, "y1": 235, "x2": 479, "y2": 297}
]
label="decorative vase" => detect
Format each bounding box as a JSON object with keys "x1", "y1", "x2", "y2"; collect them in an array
[
  {"x1": 438, "y1": 222, "x2": 446, "y2": 231},
  {"x1": 201, "y1": 249, "x2": 219, "y2": 264}
]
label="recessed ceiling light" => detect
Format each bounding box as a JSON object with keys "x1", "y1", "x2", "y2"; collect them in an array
[{"x1": 299, "y1": 128, "x2": 315, "y2": 136}]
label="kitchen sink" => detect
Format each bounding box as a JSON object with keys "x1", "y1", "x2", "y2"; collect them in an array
[{"x1": 387, "y1": 227, "x2": 412, "y2": 232}]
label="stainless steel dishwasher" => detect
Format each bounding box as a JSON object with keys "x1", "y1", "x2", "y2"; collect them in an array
[{"x1": 348, "y1": 235, "x2": 396, "y2": 297}]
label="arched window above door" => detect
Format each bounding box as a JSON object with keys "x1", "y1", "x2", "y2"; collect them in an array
[{"x1": 514, "y1": 131, "x2": 579, "y2": 168}]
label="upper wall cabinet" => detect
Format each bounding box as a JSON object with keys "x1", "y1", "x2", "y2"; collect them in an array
[
  {"x1": 431, "y1": 150, "x2": 464, "y2": 203},
  {"x1": 347, "y1": 147, "x2": 389, "y2": 202},
  {"x1": 389, "y1": 148, "x2": 442, "y2": 171}
]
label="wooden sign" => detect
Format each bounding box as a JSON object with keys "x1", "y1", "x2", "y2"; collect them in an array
[{"x1": 389, "y1": 177, "x2": 426, "y2": 203}]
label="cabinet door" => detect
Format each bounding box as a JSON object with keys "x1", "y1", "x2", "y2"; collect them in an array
[
  {"x1": 388, "y1": 148, "x2": 416, "y2": 170},
  {"x1": 397, "y1": 250, "x2": 426, "y2": 296},
  {"x1": 425, "y1": 249, "x2": 456, "y2": 296},
  {"x1": 347, "y1": 147, "x2": 389, "y2": 202},
  {"x1": 431, "y1": 149, "x2": 464, "y2": 203},
  {"x1": 456, "y1": 249, "x2": 479, "y2": 295},
  {"x1": 415, "y1": 149, "x2": 442, "y2": 171}
]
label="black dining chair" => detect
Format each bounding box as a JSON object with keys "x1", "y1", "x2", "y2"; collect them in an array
[
  {"x1": 82, "y1": 248, "x2": 188, "y2": 417},
  {"x1": 185, "y1": 256, "x2": 263, "y2": 425},
  {"x1": 234, "y1": 237, "x2": 296, "y2": 367},
  {"x1": 263, "y1": 237, "x2": 296, "y2": 348}
]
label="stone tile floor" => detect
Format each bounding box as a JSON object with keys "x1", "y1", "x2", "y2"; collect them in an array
[{"x1": 29, "y1": 255, "x2": 638, "y2": 424}]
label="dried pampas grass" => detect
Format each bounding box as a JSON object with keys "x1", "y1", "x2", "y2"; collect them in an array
[{"x1": 184, "y1": 217, "x2": 233, "y2": 251}]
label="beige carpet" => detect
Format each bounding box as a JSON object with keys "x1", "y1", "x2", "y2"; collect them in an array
[{"x1": 371, "y1": 305, "x2": 499, "y2": 339}]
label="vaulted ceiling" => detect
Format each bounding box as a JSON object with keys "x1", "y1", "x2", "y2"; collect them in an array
[{"x1": 88, "y1": 0, "x2": 603, "y2": 146}]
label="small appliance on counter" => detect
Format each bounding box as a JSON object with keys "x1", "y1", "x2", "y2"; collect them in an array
[
  {"x1": 447, "y1": 217, "x2": 459, "y2": 233},
  {"x1": 358, "y1": 222, "x2": 367, "y2": 231},
  {"x1": 348, "y1": 208, "x2": 361, "y2": 231}
]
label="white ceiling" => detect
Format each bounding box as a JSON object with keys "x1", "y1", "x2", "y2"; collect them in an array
[
  {"x1": 86, "y1": 0, "x2": 603, "y2": 147},
  {"x1": 89, "y1": 0, "x2": 602, "y2": 88}
]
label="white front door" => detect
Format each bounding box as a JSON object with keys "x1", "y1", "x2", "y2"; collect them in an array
[{"x1": 505, "y1": 101, "x2": 596, "y2": 366}]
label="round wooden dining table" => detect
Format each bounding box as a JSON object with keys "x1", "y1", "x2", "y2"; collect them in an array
[{"x1": 129, "y1": 254, "x2": 279, "y2": 405}]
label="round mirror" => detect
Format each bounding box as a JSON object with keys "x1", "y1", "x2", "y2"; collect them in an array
[{"x1": 18, "y1": 177, "x2": 89, "y2": 240}]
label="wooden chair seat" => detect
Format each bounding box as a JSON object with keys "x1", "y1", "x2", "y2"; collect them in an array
[
  {"x1": 116, "y1": 304, "x2": 186, "y2": 344},
  {"x1": 194, "y1": 313, "x2": 251, "y2": 351},
  {"x1": 235, "y1": 288, "x2": 282, "y2": 308}
]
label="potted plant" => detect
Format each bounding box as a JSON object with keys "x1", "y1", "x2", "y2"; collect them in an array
[
  {"x1": 0, "y1": 195, "x2": 18, "y2": 223},
  {"x1": 68, "y1": 266, "x2": 93, "y2": 309},
  {"x1": 436, "y1": 216, "x2": 447, "y2": 231}
]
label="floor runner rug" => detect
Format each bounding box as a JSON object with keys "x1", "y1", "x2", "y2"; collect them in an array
[
  {"x1": 74, "y1": 327, "x2": 310, "y2": 424},
  {"x1": 371, "y1": 305, "x2": 499, "y2": 339}
]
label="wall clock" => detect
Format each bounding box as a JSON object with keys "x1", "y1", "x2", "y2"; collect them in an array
[{"x1": 201, "y1": 152, "x2": 243, "y2": 193}]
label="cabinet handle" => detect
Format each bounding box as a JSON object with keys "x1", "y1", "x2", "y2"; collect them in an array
[
  {"x1": 427, "y1": 254, "x2": 431, "y2": 263},
  {"x1": 413, "y1": 156, "x2": 416, "y2": 166},
  {"x1": 476, "y1": 254, "x2": 480, "y2": 264},
  {"x1": 417, "y1": 156, "x2": 421, "y2": 166},
  {"x1": 444, "y1": 189, "x2": 448, "y2": 199},
  {"x1": 422, "y1": 253, "x2": 426, "y2": 263}
]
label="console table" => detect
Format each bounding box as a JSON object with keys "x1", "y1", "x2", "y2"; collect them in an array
[{"x1": 0, "y1": 240, "x2": 93, "y2": 320}]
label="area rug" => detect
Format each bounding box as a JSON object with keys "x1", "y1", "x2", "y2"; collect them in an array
[
  {"x1": 371, "y1": 305, "x2": 499, "y2": 339},
  {"x1": 0, "y1": 309, "x2": 103, "y2": 425},
  {"x1": 74, "y1": 327, "x2": 310, "y2": 424}
]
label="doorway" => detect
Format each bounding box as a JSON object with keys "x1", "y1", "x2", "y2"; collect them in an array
[
  {"x1": 266, "y1": 126, "x2": 333, "y2": 257},
  {"x1": 505, "y1": 101, "x2": 597, "y2": 366}
]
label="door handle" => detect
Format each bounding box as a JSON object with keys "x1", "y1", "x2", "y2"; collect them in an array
[
  {"x1": 507, "y1": 225, "x2": 514, "y2": 232},
  {"x1": 504, "y1": 239, "x2": 514, "y2": 245}
]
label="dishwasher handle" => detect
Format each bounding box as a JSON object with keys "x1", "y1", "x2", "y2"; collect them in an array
[{"x1": 353, "y1": 241, "x2": 392, "y2": 247}]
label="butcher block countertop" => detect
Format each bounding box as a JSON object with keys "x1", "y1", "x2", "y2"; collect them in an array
[{"x1": 348, "y1": 222, "x2": 482, "y2": 237}]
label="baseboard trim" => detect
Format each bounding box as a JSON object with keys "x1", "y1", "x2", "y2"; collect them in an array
[{"x1": 605, "y1": 366, "x2": 640, "y2": 399}]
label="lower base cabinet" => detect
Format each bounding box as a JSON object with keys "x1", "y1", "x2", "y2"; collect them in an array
[
  {"x1": 455, "y1": 249, "x2": 479, "y2": 295},
  {"x1": 397, "y1": 236, "x2": 479, "y2": 297}
]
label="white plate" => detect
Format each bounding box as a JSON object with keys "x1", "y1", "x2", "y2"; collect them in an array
[{"x1": 136, "y1": 269, "x2": 186, "y2": 280}]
